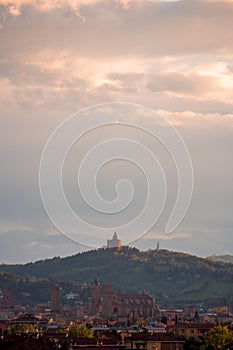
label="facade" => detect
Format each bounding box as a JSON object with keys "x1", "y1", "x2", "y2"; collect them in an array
[
  {"x1": 0, "y1": 290, "x2": 14, "y2": 308},
  {"x1": 0, "y1": 333, "x2": 184, "y2": 350},
  {"x1": 184, "y1": 305, "x2": 196, "y2": 319},
  {"x1": 125, "y1": 333, "x2": 184, "y2": 350},
  {"x1": 89, "y1": 279, "x2": 154, "y2": 318},
  {"x1": 50, "y1": 285, "x2": 60, "y2": 312},
  {"x1": 7, "y1": 314, "x2": 48, "y2": 330},
  {"x1": 107, "y1": 232, "x2": 122, "y2": 249},
  {"x1": 160, "y1": 309, "x2": 184, "y2": 323},
  {"x1": 167, "y1": 322, "x2": 214, "y2": 341}
]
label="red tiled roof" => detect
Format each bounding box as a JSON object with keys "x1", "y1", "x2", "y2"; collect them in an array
[
  {"x1": 168, "y1": 323, "x2": 214, "y2": 330},
  {"x1": 125, "y1": 333, "x2": 184, "y2": 342}
]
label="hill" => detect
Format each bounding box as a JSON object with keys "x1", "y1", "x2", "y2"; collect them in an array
[
  {"x1": 207, "y1": 254, "x2": 233, "y2": 264},
  {"x1": 0, "y1": 247, "x2": 233, "y2": 307},
  {"x1": 0, "y1": 271, "x2": 51, "y2": 305}
]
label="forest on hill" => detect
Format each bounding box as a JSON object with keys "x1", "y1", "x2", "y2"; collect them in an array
[
  {"x1": 0, "y1": 247, "x2": 233, "y2": 307},
  {"x1": 207, "y1": 254, "x2": 233, "y2": 264}
]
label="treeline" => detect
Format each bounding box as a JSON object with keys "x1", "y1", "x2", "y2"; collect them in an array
[{"x1": 0, "y1": 247, "x2": 233, "y2": 307}]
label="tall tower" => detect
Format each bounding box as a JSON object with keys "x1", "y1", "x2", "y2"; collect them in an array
[
  {"x1": 89, "y1": 279, "x2": 113, "y2": 317},
  {"x1": 102, "y1": 284, "x2": 113, "y2": 319},
  {"x1": 157, "y1": 241, "x2": 160, "y2": 250},
  {"x1": 51, "y1": 285, "x2": 60, "y2": 313},
  {"x1": 89, "y1": 278, "x2": 101, "y2": 315}
]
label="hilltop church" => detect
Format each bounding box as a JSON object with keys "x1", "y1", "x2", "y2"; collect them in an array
[{"x1": 107, "y1": 232, "x2": 122, "y2": 249}]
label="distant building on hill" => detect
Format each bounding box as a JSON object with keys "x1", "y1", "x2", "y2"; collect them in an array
[
  {"x1": 107, "y1": 232, "x2": 122, "y2": 249},
  {"x1": 89, "y1": 278, "x2": 154, "y2": 319}
]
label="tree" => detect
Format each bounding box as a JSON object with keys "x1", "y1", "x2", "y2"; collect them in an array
[
  {"x1": 184, "y1": 337, "x2": 201, "y2": 350},
  {"x1": 201, "y1": 325, "x2": 233, "y2": 350},
  {"x1": 10, "y1": 323, "x2": 36, "y2": 334},
  {"x1": 68, "y1": 323, "x2": 94, "y2": 338}
]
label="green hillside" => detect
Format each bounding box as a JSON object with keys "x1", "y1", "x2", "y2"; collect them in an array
[
  {"x1": 0, "y1": 271, "x2": 84, "y2": 306},
  {"x1": 1, "y1": 247, "x2": 233, "y2": 307},
  {"x1": 0, "y1": 271, "x2": 51, "y2": 305}
]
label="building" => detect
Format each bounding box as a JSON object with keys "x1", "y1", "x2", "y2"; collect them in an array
[
  {"x1": 184, "y1": 305, "x2": 196, "y2": 319},
  {"x1": 167, "y1": 322, "x2": 214, "y2": 341},
  {"x1": 125, "y1": 333, "x2": 184, "y2": 350},
  {"x1": 0, "y1": 332, "x2": 184, "y2": 350},
  {"x1": 50, "y1": 285, "x2": 60, "y2": 313},
  {"x1": 0, "y1": 290, "x2": 14, "y2": 308},
  {"x1": 7, "y1": 314, "x2": 48, "y2": 331},
  {"x1": 89, "y1": 279, "x2": 154, "y2": 319},
  {"x1": 107, "y1": 232, "x2": 122, "y2": 249},
  {"x1": 159, "y1": 308, "x2": 184, "y2": 323}
]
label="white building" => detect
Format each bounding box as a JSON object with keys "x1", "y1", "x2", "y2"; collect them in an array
[{"x1": 107, "y1": 232, "x2": 122, "y2": 249}]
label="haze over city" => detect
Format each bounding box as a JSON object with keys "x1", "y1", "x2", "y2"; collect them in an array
[{"x1": 0, "y1": 0, "x2": 233, "y2": 263}]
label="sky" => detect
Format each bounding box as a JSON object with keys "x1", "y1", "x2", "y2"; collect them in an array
[{"x1": 0, "y1": 0, "x2": 233, "y2": 263}]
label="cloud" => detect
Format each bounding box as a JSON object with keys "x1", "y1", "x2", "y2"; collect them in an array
[
  {"x1": 0, "y1": 229, "x2": 82, "y2": 263},
  {"x1": 1, "y1": 0, "x2": 233, "y2": 115},
  {"x1": 142, "y1": 231, "x2": 191, "y2": 240},
  {"x1": 1, "y1": 0, "x2": 233, "y2": 57},
  {"x1": 147, "y1": 72, "x2": 218, "y2": 97},
  {"x1": 0, "y1": 0, "x2": 233, "y2": 261}
]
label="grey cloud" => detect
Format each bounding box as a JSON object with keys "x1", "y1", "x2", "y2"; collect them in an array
[
  {"x1": 0, "y1": 0, "x2": 233, "y2": 262},
  {"x1": 0, "y1": 1, "x2": 233, "y2": 58},
  {"x1": 136, "y1": 228, "x2": 233, "y2": 258},
  {"x1": 0, "y1": 230, "x2": 83, "y2": 264},
  {"x1": 97, "y1": 83, "x2": 233, "y2": 114},
  {"x1": 1, "y1": 105, "x2": 232, "y2": 256},
  {"x1": 104, "y1": 73, "x2": 144, "y2": 93},
  {"x1": 147, "y1": 72, "x2": 218, "y2": 96}
]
